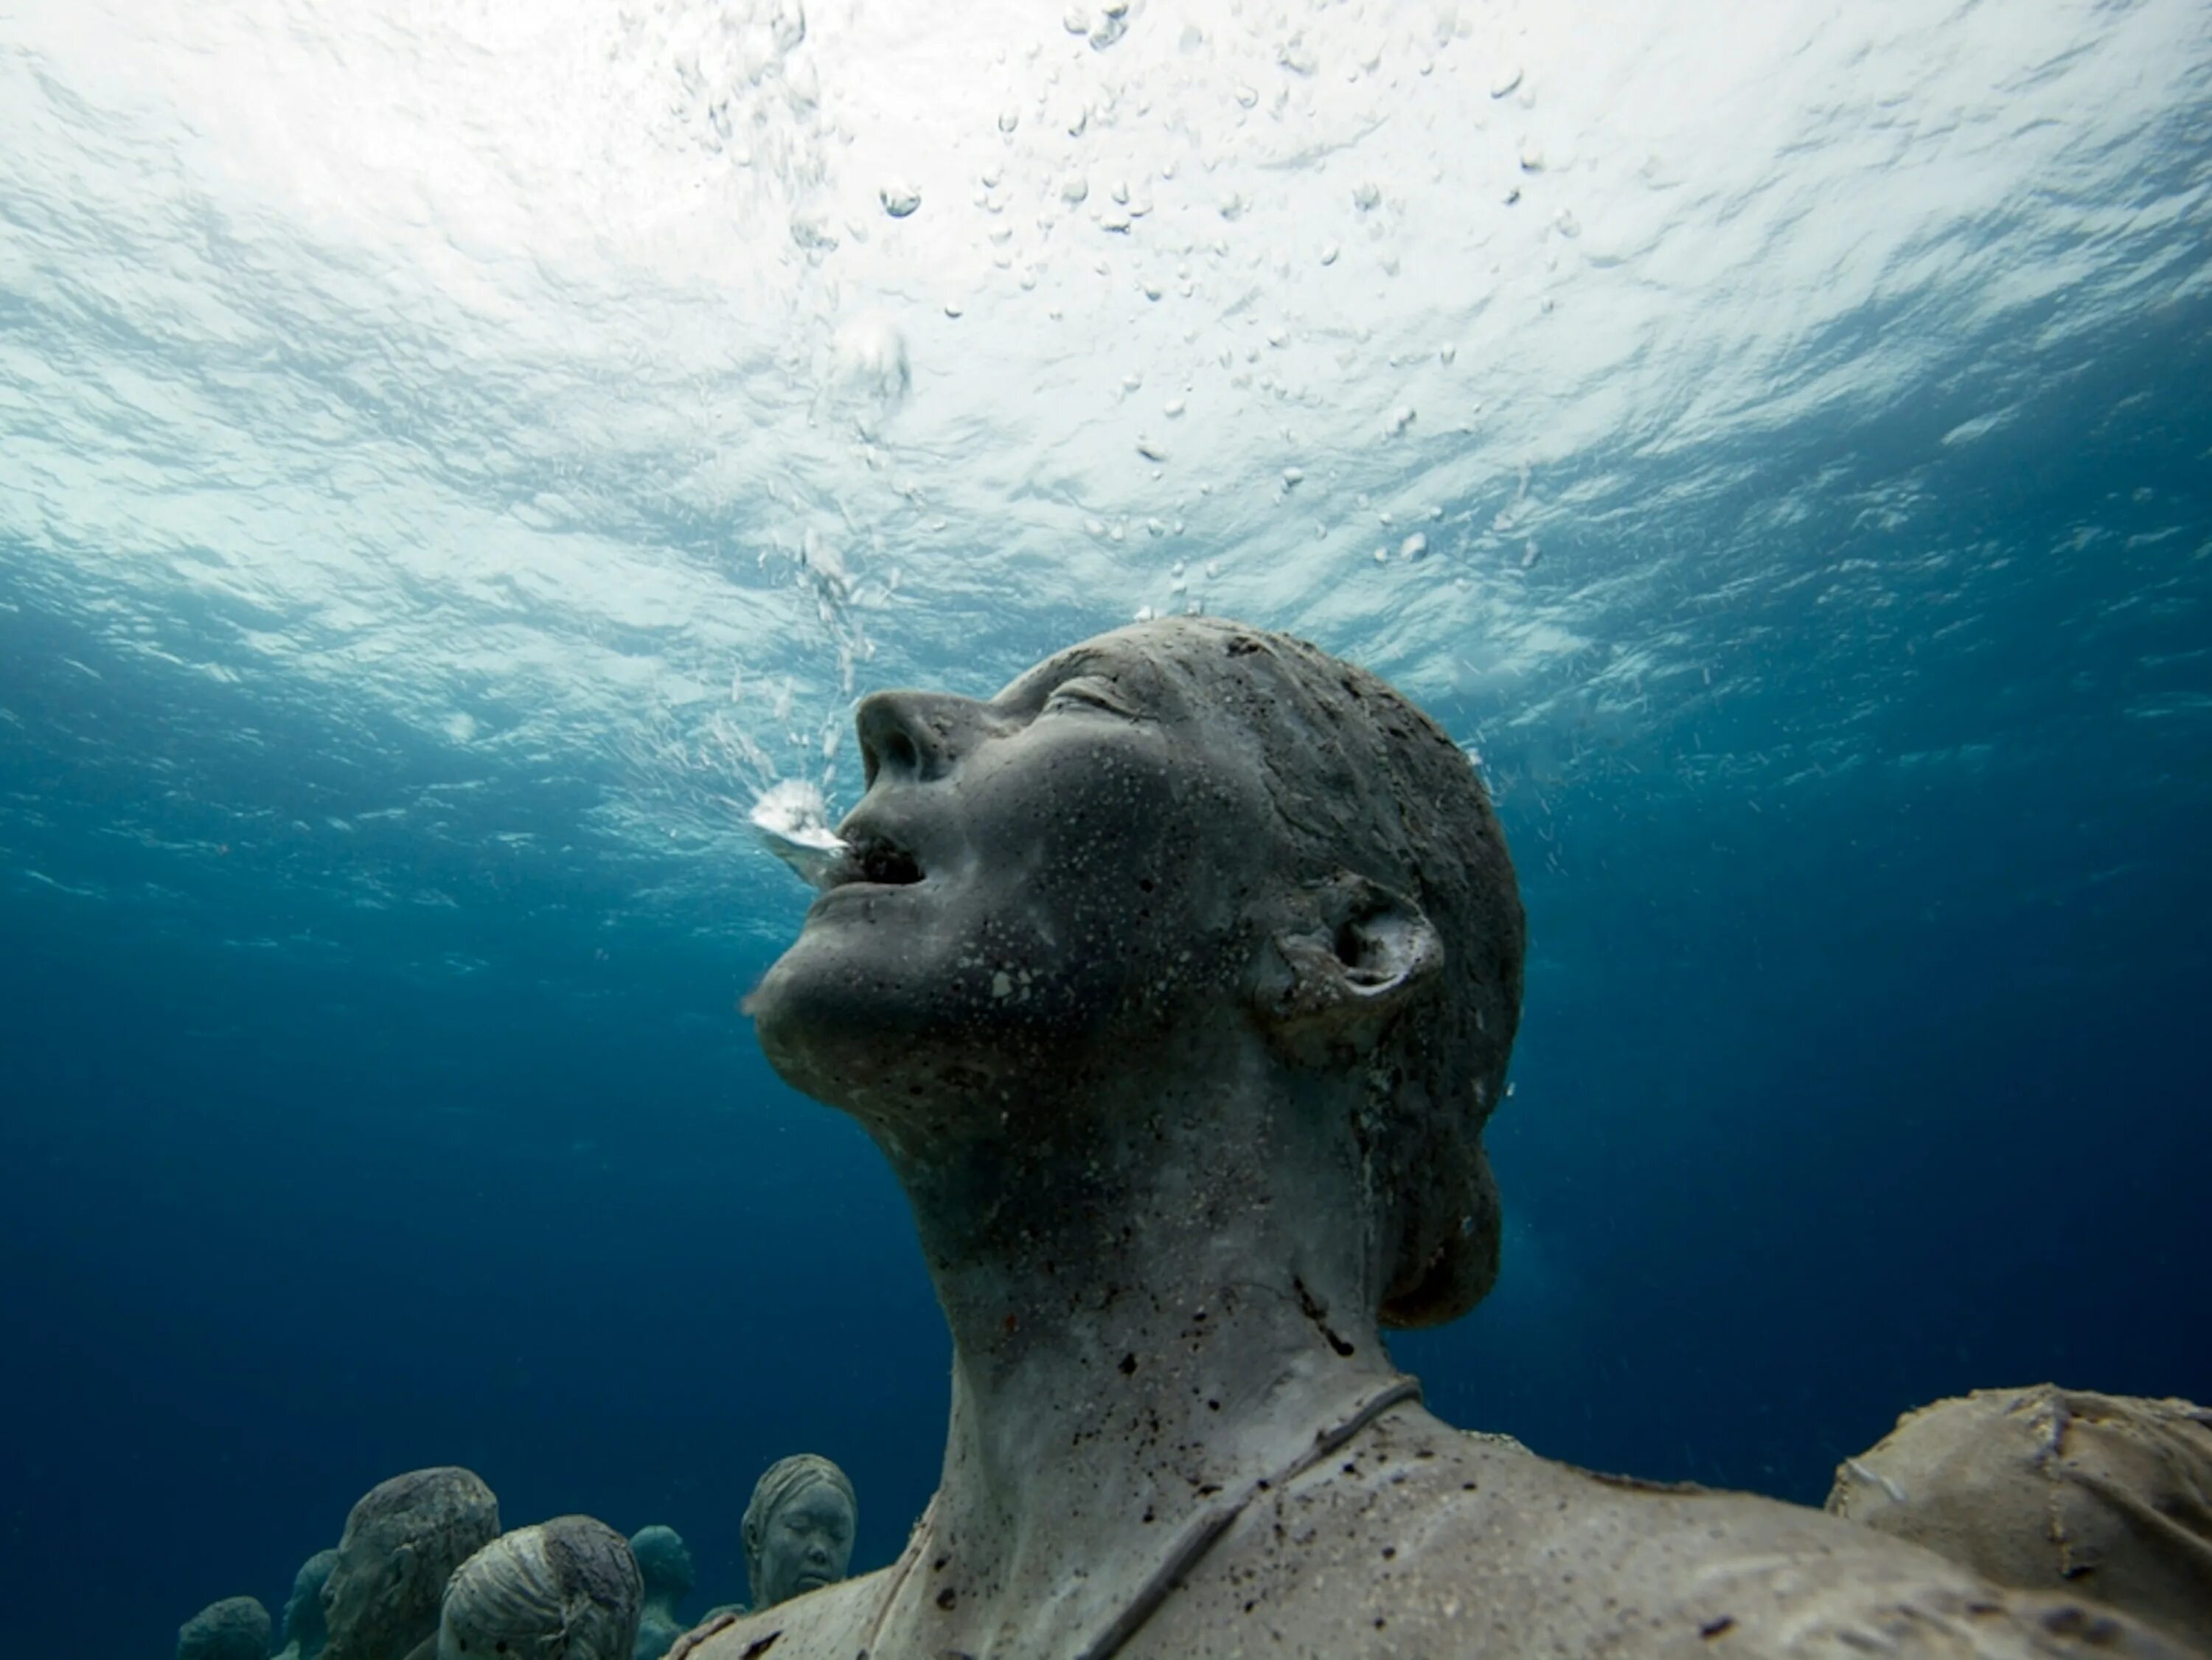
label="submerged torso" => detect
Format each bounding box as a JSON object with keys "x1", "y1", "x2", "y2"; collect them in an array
[{"x1": 681, "y1": 1405, "x2": 2197, "y2": 1659}]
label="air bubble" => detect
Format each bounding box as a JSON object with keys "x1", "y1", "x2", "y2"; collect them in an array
[
  {"x1": 1164, "y1": 397, "x2": 1186, "y2": 417},
  {"x1": 1386, "y1": 406, "x2": 1415, "y2": 436},
  {"x1": 1489, "y1": 66, "x2": 1523, "y2": 98},
  {"x1": 1352, "y1": 181, "x2": 1382, "y2": 212},
  {"x1": 1399, "y1": 533, "x2": 1428, "y2": 560},
  {"x1": 1089, "y1": 1, "x2": 1130, "y2": 50},
  {"x1": 1062, "y1": 176, "x2": 1090, "y2": 205},
  {"x1": 1519, "y1": 142, "x2": 1545, "y2": 172},
  {"x1": 998, "y1": 107, "x2": 1020, "y2": 133},
  {"x1": 879, "y1": 181, "x2": 921, "y2": 218},
  {"x1": 1320, "y1": 242, "x2": 1340, "y2": 266},
  {"x1": 1281, "y1": 467, "x2": 1306, "y2": 488}
]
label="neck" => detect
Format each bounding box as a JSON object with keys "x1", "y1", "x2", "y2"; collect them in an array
[{"x1": 862, "y1": 1024, "x2": 1405, "y2": 1644}]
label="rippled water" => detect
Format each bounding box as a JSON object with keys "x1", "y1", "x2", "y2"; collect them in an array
[
  {"x1": 7, "y1": 0, "x2": 2205, "y2": 943},
  {"x1": 2, "y1": 0, "x2": 2208, "y2": 1650}
]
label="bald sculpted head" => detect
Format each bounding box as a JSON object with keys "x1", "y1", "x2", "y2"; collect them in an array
[{"x1": 748, "y1": 616, "x2": 1523, "y2": 1326}]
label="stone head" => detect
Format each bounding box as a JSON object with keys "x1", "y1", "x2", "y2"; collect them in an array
[
  {"x1": 321, "y1": 1467, "x2": 499, "y2": 1660},
  {"x1": 625, "y1": 1525, "x2": 694, "y2": 1613},
  {"x1": 178, "y1": 1596, "x2": 272, "y2": 1660},
  {"x1": 282, "y1": 1549, "x2": 338, "y2": 1660},
  {"x1": 748, "y1": 616, "x2": 1523, "y2": 1324},
  {"x1": 740, "y1": 1455, "x2": 856, "y2": 1611},
  {"x1": 437, "y1": 1517, "x2": 642, "y2": 1660}
]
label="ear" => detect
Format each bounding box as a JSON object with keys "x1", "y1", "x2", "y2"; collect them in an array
[{"x1": 1252, "y1": 872, "x2": 1443, "y2": 1054}]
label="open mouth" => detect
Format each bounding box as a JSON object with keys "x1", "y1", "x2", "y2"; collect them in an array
[{"x1": 830, "y1": 831, "x2": 923, "y2": 889}]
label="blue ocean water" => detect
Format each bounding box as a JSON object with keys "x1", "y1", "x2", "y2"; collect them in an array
[{"x1": 3, "y1": 2, "x2": 2210, "y2": 1656}]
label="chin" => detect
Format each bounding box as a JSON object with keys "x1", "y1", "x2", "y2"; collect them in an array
[{"x1": 745, "y1": 931, "x2": 954, "y2": 1112}]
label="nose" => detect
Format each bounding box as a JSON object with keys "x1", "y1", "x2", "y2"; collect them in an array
[
  {"x1": 804, "y1": 1538, "x2": 832, "y2": 1567},
  {"x1": 855, "y1": 690, "x2": 992, "y2": 787}
]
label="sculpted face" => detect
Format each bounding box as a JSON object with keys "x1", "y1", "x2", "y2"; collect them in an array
[
  {"x1": 754, "y1": 1482, "x2": 857, "y2": 1608},
  {"x1": 319, "y1": 1524, "x2": 413, "y2": 1660},
  {"x1": 748, "y1": 624, "x2": 1283, "y2": 1120}
]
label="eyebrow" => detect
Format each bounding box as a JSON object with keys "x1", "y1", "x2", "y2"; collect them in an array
[{"x1": 1001, "y1": 649, "x2": 1112, "y2": 706}]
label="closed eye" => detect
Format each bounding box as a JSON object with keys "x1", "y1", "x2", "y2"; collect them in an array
[{"x1": 1043, "y1": 675, "x2": 1138, "y2": 717}]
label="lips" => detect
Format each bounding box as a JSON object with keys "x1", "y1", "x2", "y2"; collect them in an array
[{"x1": 825, "y1": 827, "x2": 924, "y2": 889}]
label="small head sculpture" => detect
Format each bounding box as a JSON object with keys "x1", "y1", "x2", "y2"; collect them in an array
[
  {"x1": 748, "y1": 617, "x2": 1523, "y2": 1325},
  {"x1": 627, "y1": 1526, "x2": 694, "y2": 1614},
  {"x1": 178, "y1": 1596, "x2": 272, "y2": 1660},
  {"x1": 740, "y1": 1456, "x2": 856, "y2": 1611},
  {"x1": 625, "y1": 1526, "x2": 694, "y2": 1660},
  {"x1": 281, "y1": 1549, "x2": 338, "y2": 1660},
  {"x1": 321, "y1": 1468, "x2": 500, "y2": 1660},
  {"x1": 437, "y1": 1517, "x2": 642, "y2": 1660}
]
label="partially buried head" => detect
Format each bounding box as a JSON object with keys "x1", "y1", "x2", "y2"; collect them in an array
[
  {"x1": 437, "y1": 1518, "x2": 642, "y2": 1660},
  {"x1": 749, "y1": 617, "x2": 1523, "y2": 1326},
  {"x1": 321, "y1": 1468, "x2": 499, "y2": 1660}
]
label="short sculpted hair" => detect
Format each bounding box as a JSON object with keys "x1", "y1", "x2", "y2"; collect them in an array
[
  {"x1": 1152, "y1": 618, "x2": 1525, "y2": 1327},
  {"x1": 439, "y1": 1518, "x2": 642, "y2": 1660}
]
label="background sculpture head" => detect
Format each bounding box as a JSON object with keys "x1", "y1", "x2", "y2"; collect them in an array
[
  {"x1": 437, "y1": 1517, "x2": 642, "y2": 1660},
  {"x1": 740, "y1": 1455, "x2": 856, "y2": 1611},
  {"x1": 624, "y1": 1526, "x2": 693, "y2": 1660},
  {"x1": 178, "y1": 1596, "x2": 272, "y2": 1660},
  {"x1": 625, "y1": 1526, "x2": 693, "y2": 1611},
  {"x1": 750, "y1": 617, "x2": 1523, "y2": 1326},
  {"x1": 281, "y1": 1549, "x2": 338, "y2": 1660},
  {"x1": 321, "y1": 1467, "x2": 499, "y2": 1660}
]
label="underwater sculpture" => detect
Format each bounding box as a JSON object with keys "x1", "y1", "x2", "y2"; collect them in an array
[
  {"x1": 627, "y1": 1525, "x2": 695, "y2": 1660},
  {"x1": 178, "y1": 1595, "x2": 273, "y2": 1660},
  {"x1": 742, "y1": 1455, "x2": 859, "y2": 1611},
  {"x1": 321, "y1": 1467, "x2": 500, "y2": 1660},
  {"x1": 277, "y1": 1549, "x2": 338, "y2": 1660},
  {"x1": 1830, "y1": 1385, "x2": 2212, "y2": 1649},
  {"x1": 437, "y1": 1516, "x2": 642, "y2": 1660},
  {"x1": 686, "y1": 616, "x2": 2199, "y2": 1659}
]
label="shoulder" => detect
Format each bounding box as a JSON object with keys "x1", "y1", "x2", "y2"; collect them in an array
[
  {"x1": 1134, "y1": 1406, "x2": 2202, "y2": 1659},
  {"x1": 671, "y1": 1574, "x2": 886, "y2": 1660}
]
